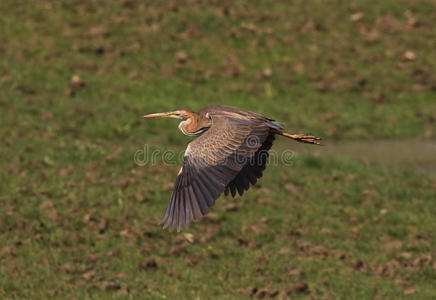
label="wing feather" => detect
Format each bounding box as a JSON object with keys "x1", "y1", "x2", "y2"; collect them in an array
[
  {"x1": 225, "y1": 133, "x2": 276, "y2": 199},
  {"x1": 187, "y1": 185, "x2": 202, "y2": 221},
  {"x1": 178, "y1": 190, "x2": 185, "y2": 232},
  {"x1": 170, "y1": 192, "x2": 179, "y2": 230},
  {"x1": 162, "y1": 192, "x2": 175, "y2": 228},
  {"x1": 229, "y1": 182, "x2": 237, "y2": 197},
  {"x1": 184, "y1": 190, "x2": 191, "y2": 228}
]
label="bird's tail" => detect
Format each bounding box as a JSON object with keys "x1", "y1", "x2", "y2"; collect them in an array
[{"x1": 279, "y1": 132, "x2": 321, "y2": 145}]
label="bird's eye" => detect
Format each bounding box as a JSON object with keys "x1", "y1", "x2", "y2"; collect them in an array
[{"x1": 205, "y1": 112, "x2": 210, "y2": 119}]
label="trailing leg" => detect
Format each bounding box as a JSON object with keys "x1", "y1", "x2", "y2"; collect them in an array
[{"x1": 280, "y1": 132, "x2": 321, "y2": 145}]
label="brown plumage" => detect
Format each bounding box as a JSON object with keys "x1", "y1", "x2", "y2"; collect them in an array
[{"x1": 144, "y1": 104, "x2": 320, "y2": 231}]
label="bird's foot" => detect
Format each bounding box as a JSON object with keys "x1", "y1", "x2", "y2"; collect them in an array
[{"x1": 289, "y1": 133, "x2": 321, "y2": 145}]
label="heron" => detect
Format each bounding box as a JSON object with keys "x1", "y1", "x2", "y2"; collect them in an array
[{"x1": 144, "y1": 104, "x2": 320, "y2": 231}]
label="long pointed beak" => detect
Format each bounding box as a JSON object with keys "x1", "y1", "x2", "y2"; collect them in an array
[{"x1": 144, "y1": 112, "x2": 176, "y2": 118}]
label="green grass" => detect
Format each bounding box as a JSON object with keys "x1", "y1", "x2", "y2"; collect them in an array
[{"x1": 0, "y1": 0, "x2": 435, "y2": 299}]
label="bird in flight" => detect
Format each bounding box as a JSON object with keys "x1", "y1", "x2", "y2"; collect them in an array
[{"x1": 144, "y1": 105, "x2": 320, "y2": 231}]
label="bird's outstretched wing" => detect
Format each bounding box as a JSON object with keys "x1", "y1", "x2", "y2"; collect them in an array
[
  {"x1": 224, "y1": 132, "x2": 275, "y2": 197},
  {"x1": 160, "y1": 112, "x2": 271, "y2": 231}
]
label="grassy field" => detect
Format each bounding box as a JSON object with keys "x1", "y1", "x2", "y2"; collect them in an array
[{"x1": 1, "y1": 0, "x2": 435, "y2": 299}]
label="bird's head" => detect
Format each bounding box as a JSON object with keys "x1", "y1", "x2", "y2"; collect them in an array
[
  {"x1": 144, "y1": 109, "x2": 195, "y2": 120},
  {"x1": 144, "y1": 109, "x2": 208, "y2": 136}
]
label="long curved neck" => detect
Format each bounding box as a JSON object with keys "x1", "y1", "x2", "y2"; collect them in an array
[{"x1": 178, "y1": 113, "x2": 209, "y2": 136}]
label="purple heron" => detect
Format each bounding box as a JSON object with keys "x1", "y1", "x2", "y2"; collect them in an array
[{"x1": 144, "y1": 105, "x2": 320, "y2": 231}]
